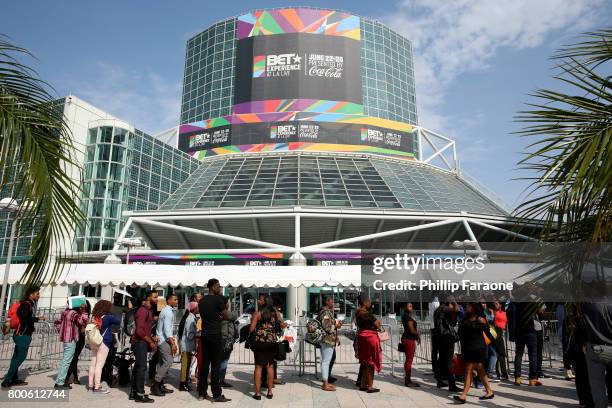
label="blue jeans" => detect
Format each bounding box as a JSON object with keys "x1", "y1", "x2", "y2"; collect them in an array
[
  {"x1": 320, "y1": 343, "x2": 335, "y2": 382},
  {"x1": 219, "y1": 350, "x2": 232, "y2": 381},
  {"x1": 55, "y1": 342, "x2": 76, "y2": 385},
  {"x1": 514, "y1": 332, "x2": 537, "y2": 379},
  {"x1": 3, "y1": 335, "x2": 32, "y2": 384},
  {"x1": 486, "y1": 344, "x2": 498, "y2": 376}
]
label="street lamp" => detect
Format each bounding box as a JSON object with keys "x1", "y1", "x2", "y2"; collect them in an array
[
  {"x1": 118, "y1": 237, "x2": 144, "y2": 264},
  {"x1": 452, "y1": 239, "x2": 478, "y2": 257},
  {"x1": 0, "y1": 198, "x2": 34, "y2": 318}
]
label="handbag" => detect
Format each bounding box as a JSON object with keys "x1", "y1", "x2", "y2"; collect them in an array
[
  {"x1": 397, "y1": 341, "x2": 406, "y2": 352},
  {"x1": 378, "y1": 330, "x2": 390, "y2": 342},
  {"x1": 483, "y1": 331, "x2": 491, "y2": 346},
  {"x1": 453, "y1": 354, "x2": 465, "y2": 376},
  {"x1": 275, "y1": 341, "x2": 287, "y2": 361}
]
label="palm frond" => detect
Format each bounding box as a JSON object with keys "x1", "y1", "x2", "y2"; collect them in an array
[
  {"x1": 514, "y1": 40, "x2": 612, "y2": 243},
  {"x1": 0, "y1": 35, "x2": 84, "y2": 286},
  {"x1": 554, "y1": 28, "x2": 612, "y2": 68}
]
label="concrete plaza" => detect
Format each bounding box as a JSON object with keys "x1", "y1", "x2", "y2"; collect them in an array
[{"x1": 1, "y1": 361, "x2": 580, "y2": 407}]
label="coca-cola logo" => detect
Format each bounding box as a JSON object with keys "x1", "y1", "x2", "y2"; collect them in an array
[{"x1": 307, "y1": 66, "x2": 343, "y2": 78}]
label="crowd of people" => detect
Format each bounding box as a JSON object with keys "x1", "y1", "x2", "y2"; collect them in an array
[{"x1": 2, "y1": 284, "x2": 612, "y2": 407}]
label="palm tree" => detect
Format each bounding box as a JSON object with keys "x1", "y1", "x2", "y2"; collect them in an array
[
  {"x1": 514, "y1": 29, "x2": 611, "y2": 299},
  {"x1": 0, "y1": 36, "x2": 83, "y2": 286},
  {"x1": 515, "y1": 28, "x2": 611, "y2": 243}
]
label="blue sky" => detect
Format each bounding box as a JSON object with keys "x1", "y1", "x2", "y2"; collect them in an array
[{"x1": 2, "y1": 1, "x2": 610, "y2": 208}]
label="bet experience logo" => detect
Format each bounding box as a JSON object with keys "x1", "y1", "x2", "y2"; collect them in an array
[
  {"x1": 253, "y1": 52, "x2": 344, "y2": 78},
  {"x1": 253, "y1": 53, "x2": 302, "y2": 78}
]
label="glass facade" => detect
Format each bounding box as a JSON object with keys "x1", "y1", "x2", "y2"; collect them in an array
[
  {"x1": 161, "y1": 153, "x2": 505, "y2": 216},
  {"x1": 0, "y1": 163, "x2": 40, "y2": 260},
  {"x1": 76, "y1": 126, "x2": 200, "y2": 252},
  {"x1": 361, "y1": 19, "x2": 417, "y2": 124},
  {"x1": 0, "y1": 98, "x2": 66, "y2": 260},
  {"x1": 181, "y1": 18, "x2": 236, "y2": 125},
  {"x1": 180, "y1": 10, "x2": 418, "y2": 125}
]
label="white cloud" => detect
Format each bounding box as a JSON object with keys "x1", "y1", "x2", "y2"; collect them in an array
[
  {"x1": 381, "y1": 0, "x2": 605, "y2": 133},
  {"x1": 67, "y1": 62, "x2": 182, "y2": 134}
]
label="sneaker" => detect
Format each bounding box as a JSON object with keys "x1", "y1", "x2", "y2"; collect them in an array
[
  {"x1": 528, "y1": 379, "x2": 542, "y2": 386},
  {"x1": 565, "y1": 369, "x2": 575, "y2": 380},
  {"x1": 11, "y1": 380, "x2": 28, "y2": 386},
  {"x1": 212, "y1": 395, "x2": 232, "y2": 402},
  {"x1": 54, "y1": 384, "x2": 72, "y2": 389},
  {"x1": 1, "y1": 382, "x2": 11, "y2": 389},
  {"x1": 514, "y1": 377, "x2": 522, "y2": 386},
  {"x1": 93, "y1": 387, "x2": 110, "y2": 394}
]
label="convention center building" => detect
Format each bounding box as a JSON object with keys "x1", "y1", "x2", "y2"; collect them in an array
[{"x1": 1, "y1": 8, "x2": 540, "y2": 319}]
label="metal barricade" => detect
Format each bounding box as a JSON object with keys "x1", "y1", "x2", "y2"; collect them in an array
[{"x1": 0, "y1": 316, "x2": 566, "y2": 379}]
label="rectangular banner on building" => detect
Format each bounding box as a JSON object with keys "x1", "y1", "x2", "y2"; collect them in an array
[
  {"x1": 234, "y1": 8, "x2": 363, "y2": 114},
  {"x1": 235, "y1": 33, "x2": 362, "y2": 108},
  {"x1": 178, "y1": 121, "x2": 414, "y2": 154}
]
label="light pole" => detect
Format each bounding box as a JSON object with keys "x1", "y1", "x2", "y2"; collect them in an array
[
  {"x1": 452, "y1": 239, "x2": 478, "y2": 257},
  {"x1": 118, "y1": 238, "x2": 144, "y2": 264},
  {"x1": 103, "y1": 237, "x2": 144, "y2": 265},
  {"x1": 0, "y1": 198, "x2": 34, "y2": 318}
]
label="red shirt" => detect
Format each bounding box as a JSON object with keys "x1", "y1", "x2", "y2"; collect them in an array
[
  {"x1": 131, "y1": 306, "x2": 153, "y2": 344},
  {"x1": 494, "y1": 310, "x2": 508, "y2": 330}
]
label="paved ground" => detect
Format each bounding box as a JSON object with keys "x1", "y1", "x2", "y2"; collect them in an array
[{"x1": 0, "y1": 362, "x2": 580, "y2": 407}]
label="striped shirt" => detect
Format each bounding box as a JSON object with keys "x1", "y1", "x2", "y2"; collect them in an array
[{"x1": 57, "y1": 309, "x2": 89, "y2": 343}]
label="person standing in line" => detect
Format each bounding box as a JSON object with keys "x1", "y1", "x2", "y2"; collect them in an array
[
  {"x1": 318, "y1": 296, "x2": 342, "y2": 391},
  {"x1": 429, "y1": 296, "x2": 440, "y2": 381},
  {"x1": 151, "y1": 293, "x2": 178, "y2": 397},
  {"x1": 129, "y1": 294, "x2": 157, "y2": 403},
  {"x1": 582, "y1": 301, "x2": 612, "y2": 408},
  {"x1": 198, "y1": 278, "x2": 231, "y2": 402},
  {"x1": 147, "y1": 298, "x2": 161, "y2": 386},
  {"x1": 355, "y1": 296, "x2": 382, "y2": 393},
  {"x1": 178, "y1": 301, "x2": 198, "y2": 392},
  {"x1": 511, "y1": 302, "x2": 542, "y2": 386},
  {"x1": 563, "y1": 304, "x2": 593, "y2": 407},
  {"x1": 492, "y1": 300, "x2": 509, "y2": 380},
  {"x1": 54, "y1": 301, "x2": 89, "y2": 389},
  {"x1": 1, "y1": 286, "x2": 46, "y2": 389},
  {"x1": 534, "y1": 304, "x2": 548, "y2": 379},
  {"x1": 401, "y1": 302, "x2": 420, "y2": 387},
  {"x1": 481, "y1": 300, "x2": 498, "y2": 382},
  {"x1": 88, "y1": 300, "x2": 121, "y2": 394},
  {"x1": 436, "y1": 301, "x2": 461, "y2": 392},
  {"x1": 249, "y1": 296, "x2": 278, "y2": 400},
  {"x1": 101, "y1": 293, "x2": 132, "y2": 387},
  {"x1": 219, "y1": 297, "x2": 238, "y2": 388},
  {"x1": 453, "y1": 303, "x2": 495, "y2": 404},
  {"x1": 65, "y1": 301, "x2": 91, "y2": 385}
]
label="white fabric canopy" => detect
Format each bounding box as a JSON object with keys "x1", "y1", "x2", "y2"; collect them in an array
[{"x1": 1, "y1": 263, "x2": 362, "y2": 288}]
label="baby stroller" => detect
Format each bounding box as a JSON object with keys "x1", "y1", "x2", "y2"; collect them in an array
[{"x1": 114, "y1": 347, "x2": 135, "y2": 387}]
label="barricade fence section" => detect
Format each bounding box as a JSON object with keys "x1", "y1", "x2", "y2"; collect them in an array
[{"x1": 0, "y1": 317, "x2": 565, "y2": 381}]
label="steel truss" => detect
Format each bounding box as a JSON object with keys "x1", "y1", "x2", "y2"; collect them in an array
[{"x1": 83, "y1": 207, "x2": 540, "y2": 260}]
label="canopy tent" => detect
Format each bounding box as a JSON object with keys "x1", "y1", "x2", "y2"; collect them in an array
[{"x1": 1, "y1": 263, "x2": 362, "y2": 288}]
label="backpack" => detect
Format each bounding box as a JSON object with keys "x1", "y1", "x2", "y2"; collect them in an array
[
  {"x1": 8, "y1": 301, "x2": 23, "y2": 330},
  {"x1": 123, "y1": 308, "x2": 137, "y2": 337},
  {"x1": 2, "y1": 302, "x2": 21, "y2": 335},
  {"x1": 304, "y1": 318, "x2": 324, "y2": 346},
  {"x1": 3, "y1": 301, "x2": 29, "y2": 335}
]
